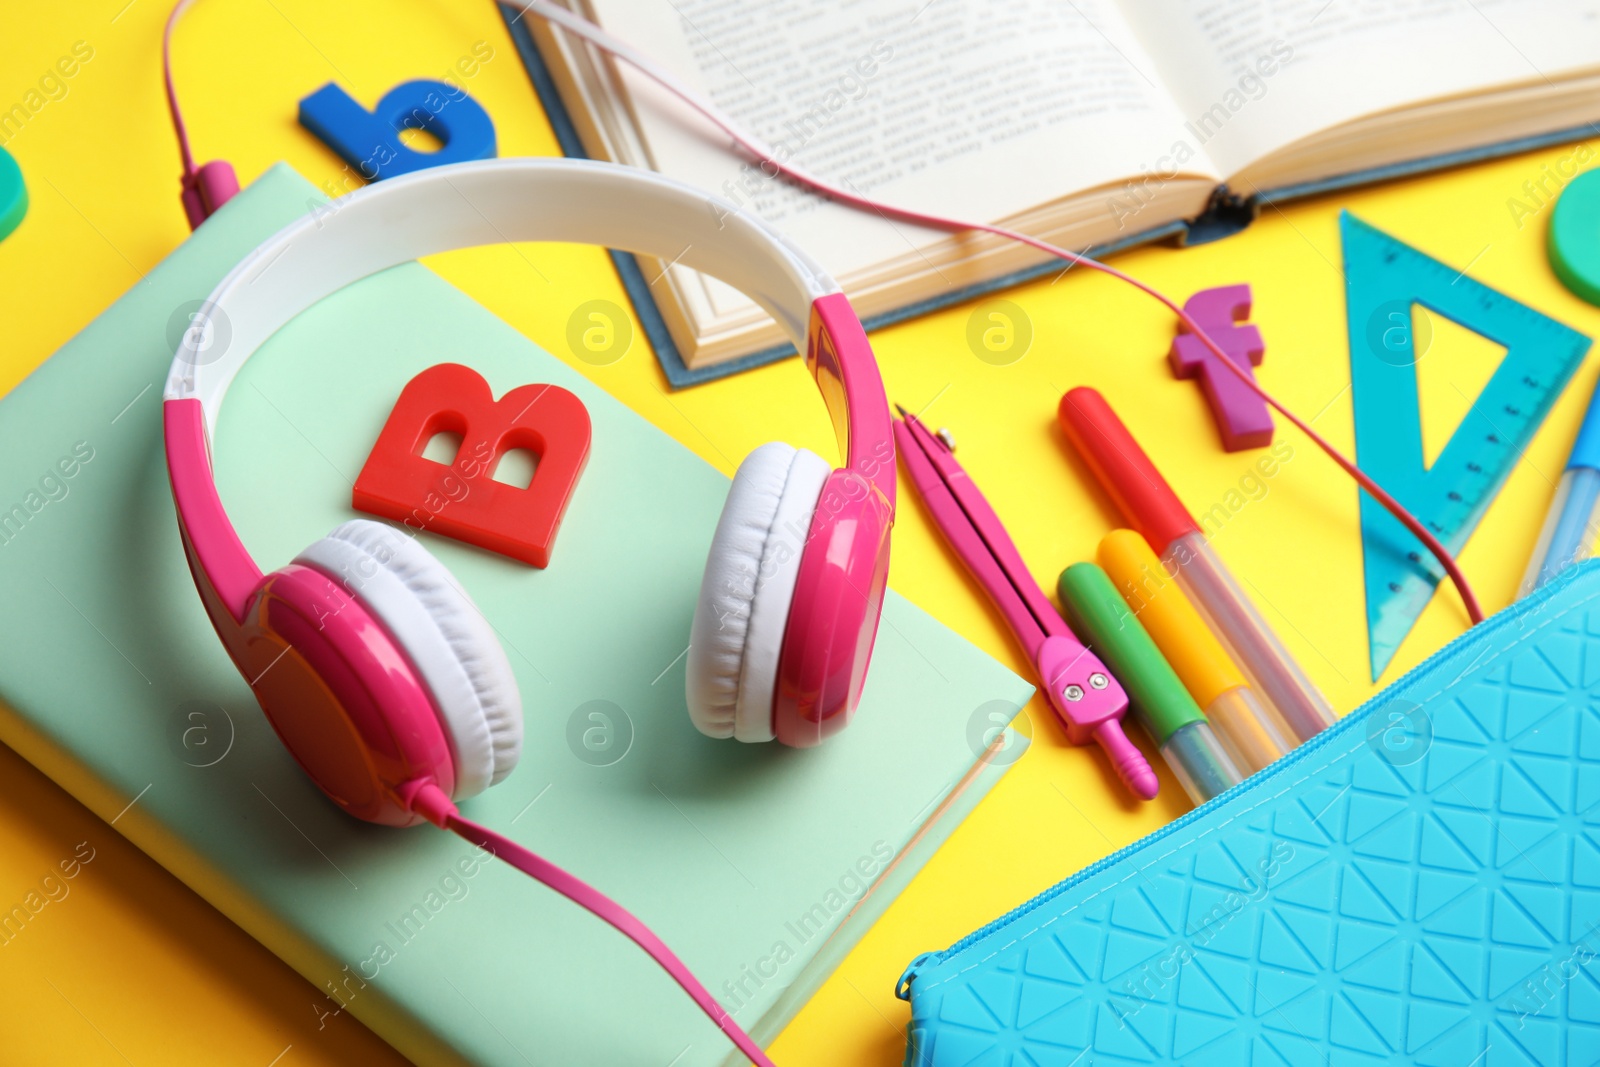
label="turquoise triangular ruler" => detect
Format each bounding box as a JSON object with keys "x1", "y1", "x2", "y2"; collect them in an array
[{"x1": 1343, "y1": 211, "x2": 1590, "y2": 681}]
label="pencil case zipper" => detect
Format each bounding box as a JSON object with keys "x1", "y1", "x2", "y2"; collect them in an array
[{"x1": 894, "y1": 565, "x2": 1575, "y2": 1000}]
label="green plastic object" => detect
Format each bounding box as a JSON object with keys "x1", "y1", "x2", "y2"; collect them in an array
[
  {"x1": 0, "y1": 146, "x2": 25, "y2": 242},
  {"x1": 1550, "y1": 168, "x2": 1600, "y2": 307},
  {"x1": 1057, "y1": 562, "x2": 1203, "y2": 744}
]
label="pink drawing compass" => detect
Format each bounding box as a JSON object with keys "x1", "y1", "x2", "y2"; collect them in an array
[{"x1": 894, "y1": 407, "x2": 1157, "y2": 799}]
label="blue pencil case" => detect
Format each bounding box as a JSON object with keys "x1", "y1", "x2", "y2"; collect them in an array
[{"x1": 899, "y1": 561, "x2": 1600, "y2": 1065}]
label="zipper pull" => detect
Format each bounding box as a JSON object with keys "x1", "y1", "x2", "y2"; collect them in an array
[{"x1": 896, "y1": 952, "x2": 939, "y2": 1000}]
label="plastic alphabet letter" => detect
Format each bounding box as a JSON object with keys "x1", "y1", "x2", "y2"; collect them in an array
[
  {"x1": 353, "y1": 364, "x2": 590, "y2": 568},
  {"x1": 1168, "y1": 284, "x2": 1273, "y2": 451},
  {"x1": 298, "y1": 79, "x2": 496, "y2": 182}
]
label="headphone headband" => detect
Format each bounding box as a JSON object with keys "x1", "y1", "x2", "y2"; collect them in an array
[
  {"x1": 163, "y1": 158, "x2": 838, "y2": 433},
  {"x1": 162, "y1": 158, "x2": 892, "y2": 630}
]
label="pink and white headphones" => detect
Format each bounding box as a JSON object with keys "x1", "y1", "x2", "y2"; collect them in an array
[{"x1": 162, "y1": 157, "x2": 893, "y2": 1065}]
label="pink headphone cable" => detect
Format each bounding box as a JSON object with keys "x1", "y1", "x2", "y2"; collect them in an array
[
  {"x1": 508, "y1": 0, "x2": 1483, "y2": 628},
  {"x1": 403, "y1": 781, "x2": 776, "y2": 1067},
  {"x1": 164, "y1": 0, "x2": 239, "y2": 228},
  {"x1": 162, "y1": 0, "x2": 200, "y2": 177}
]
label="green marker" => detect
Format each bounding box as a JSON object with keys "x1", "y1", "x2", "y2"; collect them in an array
[{"x1": 1058, "y1": 562, "x2": 1243, "y2": 803}]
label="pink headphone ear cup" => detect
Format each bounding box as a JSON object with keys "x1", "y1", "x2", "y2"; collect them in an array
[
  {"x1": 687, "y1": 443, "x2": 829, "y2": 742},
  {"x1": 237, "y1": 562, "x2": 456, "y2": 826},
  {"x1": 294, "y1": 521, "x2": 523, "y2": 798}
]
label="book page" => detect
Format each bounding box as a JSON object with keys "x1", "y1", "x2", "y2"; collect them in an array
[
  {"x1": 580, "y1": 0, "x2": 1220, "y2": 319},
  {"x1": 1120, "y1": 0, "x2": 1600, "y2": 183}
]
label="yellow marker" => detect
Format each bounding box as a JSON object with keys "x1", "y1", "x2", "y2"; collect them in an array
[{"x1": 1096, "y1": 529, "x2": 1294, "y2": 772}]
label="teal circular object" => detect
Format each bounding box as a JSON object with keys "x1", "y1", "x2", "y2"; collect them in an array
[
  {"x1": 1550, "y1": 167, "x2": 1600, "y2": 307},
  {"x1": 0, "y1": 147, "x2": 24, "y2": 242}
]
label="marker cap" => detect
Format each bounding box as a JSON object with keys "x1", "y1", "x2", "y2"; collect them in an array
[
  {"x1": 1096, "y1": 528, "x2": 1242, "y2": 708},
  {"x1": 1057, "y1": 562, "x2": 1205, "y2": 745},
  {"x1": 1058, "y1": 388, "x2": 1198, "y2": 553}
]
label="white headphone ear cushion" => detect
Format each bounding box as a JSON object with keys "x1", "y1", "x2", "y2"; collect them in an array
[
  {"x1": 687, "y1": 442, "x2": 830, "y2": 742},
  {"x1": 294, "y1": 520, "x2": 523, "y2": 798}
]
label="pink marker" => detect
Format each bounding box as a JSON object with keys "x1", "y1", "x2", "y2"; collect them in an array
[{"x1": 895, "y1": 407, "x2": 1157, "y2": 800}]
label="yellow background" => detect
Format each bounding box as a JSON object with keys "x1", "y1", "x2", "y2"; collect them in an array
[{"x1": 2, "y1": 2, "x2": 1597, "y2": 1063}]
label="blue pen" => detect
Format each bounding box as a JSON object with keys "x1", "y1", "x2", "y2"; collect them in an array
[{"x1": 1522, "y1": 377, "x2": 1600, "y2": 595}]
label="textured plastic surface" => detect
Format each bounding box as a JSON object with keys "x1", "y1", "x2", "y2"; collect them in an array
[
  {"x1": 1342, "y1": 211, "x2": 1591, "y2": 681},
  {"x1": 902, "y1": 560, "x2": 1600, "y2": 1066},
  {"x1": 351, "y1": 362, "x2": 591, "y2": 568},
  {"x1": 1168, "y1": 284, "x2": 1273, "y2": 452}
]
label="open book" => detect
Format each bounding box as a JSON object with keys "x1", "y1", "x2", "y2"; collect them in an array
[{"x1": 523, "y1": 0, "x2": 1600, "y2": 373}]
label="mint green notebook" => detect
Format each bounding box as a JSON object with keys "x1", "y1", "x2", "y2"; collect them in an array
[{"x1": 0, "y1": 165, "x2": 1034, "y2": 1065}]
